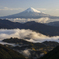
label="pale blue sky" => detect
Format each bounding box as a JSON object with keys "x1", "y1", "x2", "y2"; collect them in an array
[{"x1": 0, "y1": 0, "x2": 59, "y2": 16}]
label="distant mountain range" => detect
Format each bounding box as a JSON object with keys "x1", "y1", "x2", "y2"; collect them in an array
[
  {"x1": 1, "y1": 19, "x2": 59, "y2": 36},
  {"x1": 46, "y1": 21, "x2": 59, "y2": 27},
  {"x1": 0, "y1": 7, "x2": 50, "y2": 18}
]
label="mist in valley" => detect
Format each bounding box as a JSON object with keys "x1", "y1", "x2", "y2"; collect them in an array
[{"x1": 0, "y1": 29, "x2": 59, "y2": 43}]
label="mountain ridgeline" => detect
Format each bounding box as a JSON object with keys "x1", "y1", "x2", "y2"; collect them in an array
[
  {"x1": 0, "y1": 19, "x2": 59, "y2": 36},
  {"x1": 47, "y1": 21, "x2": 59, "y2": 27}
]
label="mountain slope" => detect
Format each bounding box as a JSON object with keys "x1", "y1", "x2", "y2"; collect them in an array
[
  {"x1": 0, "y1": 44, "x2": 26, "y2": 59},
  {"x1": 40, "y1": 46, "x2": 59, "y2": 59}
]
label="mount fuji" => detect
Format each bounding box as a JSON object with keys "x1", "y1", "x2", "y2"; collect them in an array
[{"x1": 1, "y1": 7, "x2": 50, "y2": 18}]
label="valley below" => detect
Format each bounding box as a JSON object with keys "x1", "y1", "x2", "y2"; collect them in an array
[{"x1": 1, "y1": 38, "x2": 59, "y2": 59}]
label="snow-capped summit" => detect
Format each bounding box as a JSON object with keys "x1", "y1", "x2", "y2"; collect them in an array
[{"x1": 24, "y1": 7, "x2": 41, "y2": 13}]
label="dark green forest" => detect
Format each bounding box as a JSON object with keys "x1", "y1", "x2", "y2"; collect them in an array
[
  {"x1": 0, "y1": 44, "x2": 26, "y2": 59},
  {"x1": 40, "y1": 46, "x2": 59, "y2": 59}
]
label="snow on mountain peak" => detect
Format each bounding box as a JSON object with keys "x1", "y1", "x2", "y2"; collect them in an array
[{"x1": 25, "y1": 7, "x2": 41, "y2": 13}]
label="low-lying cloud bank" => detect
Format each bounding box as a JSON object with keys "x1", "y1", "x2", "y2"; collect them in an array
[
  {"x1": 8, "y1": 17, "x2": 59, "y2": 23},
  {"x1": 8, "y1": 17, "x2": 49, "y2": 23},
  {"x1": 0, "y1": 29, "x2": 59, "y2": 43}
]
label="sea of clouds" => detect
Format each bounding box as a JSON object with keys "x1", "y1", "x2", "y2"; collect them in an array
[
  {"x1": 7, "y1": 17, "x2": 59, "y2": 23},
  {"x1": 0, "y1": 29, "x2": 59, "y2": 43}
]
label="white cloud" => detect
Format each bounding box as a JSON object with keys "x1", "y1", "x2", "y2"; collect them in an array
[
  {"x1": 0, "y1": 7, "x2": 24, "y2": 11},
  {"x1": 7, "y1": 17, "x2": 59, "y2": 23},
  {"x1": 0, "y1": 29, "x2": 59, "y2": 43},
  {"x1": 8, "y1": 17, "x2": 49, "y2": 23},
  {"x1": 21, "y1": 50, "x2": 31, "y2": 57}
]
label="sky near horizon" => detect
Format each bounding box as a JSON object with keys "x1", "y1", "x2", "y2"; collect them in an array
[{"x1": 0, "y1": 0, "x2": 59, "y2": 16}]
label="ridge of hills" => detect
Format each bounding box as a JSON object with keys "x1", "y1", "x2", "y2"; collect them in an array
[{"x1": 0, "y1": 19, "x2": 59, "y2": 36}]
